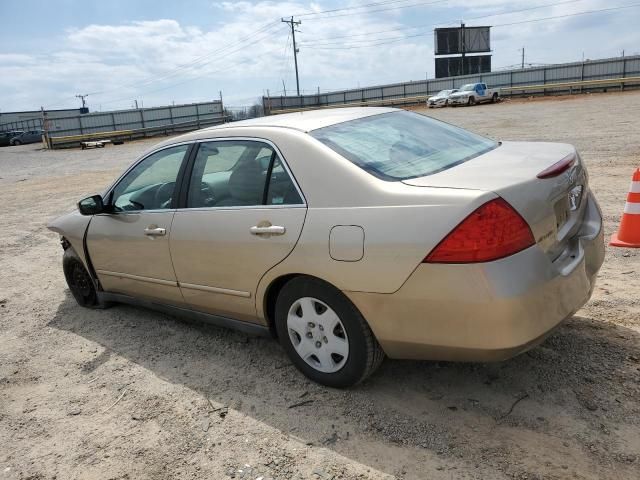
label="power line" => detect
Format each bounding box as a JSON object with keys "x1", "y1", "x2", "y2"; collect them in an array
[
  {"x1": 297, "y1": 0, "x2": 449, "y2": 20},
  {"x1": 42, "y1": 21, "x2": 285, "y2": 109},
  {"x1": 300, "y1": 0, "x2": 587, "y2": 43},
  {"x1": 293, "y1": 0, "x2": 435, "y2": 18},
  {"x1": 278, "y1": 30, "x2": 292, "y2": 91},
  {"x1": 300, "y1": 3, "x2": 640, "y2": 50},
  {"x1": 95, "y1": 52, "x2": 278, "y2": 108},
  {"x1": 90, "y1": 31, "x2": 287, "y2": 108},
  {"x1": 85, "y1": 21, "x2": 283, "y2": 97}
]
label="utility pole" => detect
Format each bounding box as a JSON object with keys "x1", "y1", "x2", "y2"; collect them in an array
[
  {"x1": 460, "y1": 22, "x2": 466, "y2": 75},
  {"x1": 75, "y1": 94, "x2": 88, "y2": 110},
  {"x1": 282, "y1": 16, "x2": 301, "y2": 96}
]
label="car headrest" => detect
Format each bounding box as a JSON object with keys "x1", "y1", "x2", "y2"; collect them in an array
[{"x1": 227, "y1": 160, "x2": 264, "y2": 203}]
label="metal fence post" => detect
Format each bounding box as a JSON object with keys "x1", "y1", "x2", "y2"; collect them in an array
[
  {"x1": 110, "y1": 113, "x2": 116, "y2": 131},
  {"x1": 139, "y1": 109, "x2": 146, "y2": 130},
  {"x1": 622, "y1": 57, "x2": 626, "y2": 91}
]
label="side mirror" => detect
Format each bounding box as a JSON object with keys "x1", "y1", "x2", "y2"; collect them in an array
[{"x1": 78, "y1": 195, "x2": 105, "y2": 215}]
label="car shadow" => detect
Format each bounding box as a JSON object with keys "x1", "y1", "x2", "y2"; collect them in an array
[{"x1": 48, "y1": 292, "x2": 640, "y2": 479}]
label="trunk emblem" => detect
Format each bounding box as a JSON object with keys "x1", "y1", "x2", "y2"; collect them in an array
[{"x1": 568, "y1": 185, "x2": 583, "y2": 211}]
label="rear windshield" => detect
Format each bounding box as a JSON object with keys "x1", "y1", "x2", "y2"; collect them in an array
[{"x1": 309, "y1": 111, "x2": 497, "y2": 181}]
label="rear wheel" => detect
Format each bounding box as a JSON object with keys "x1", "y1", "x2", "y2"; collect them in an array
[
  {"x1": 63, "y1": 249, "x2": 99, "y2": 308},
  {"x1": 275, "y1": 276, "x2": 384, "y2": 388},
  {"x1": 492, "y1": 93, "x2": 498, "y2": 103},
  {"x1": 12, "y1": 140, "x2": 22, "y2": 146}
]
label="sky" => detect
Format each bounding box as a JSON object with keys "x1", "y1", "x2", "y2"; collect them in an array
[{"x1": 1, "y1": 0, "x2": 639, "y2": 112}]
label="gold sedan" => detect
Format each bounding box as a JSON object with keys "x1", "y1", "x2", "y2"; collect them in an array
[{"x1": 49, "y1": 108, "x2": 604, "y2": 387}]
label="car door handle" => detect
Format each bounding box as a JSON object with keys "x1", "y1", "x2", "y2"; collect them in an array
[
  {"x1": 144, "y1": 226, "x2": 166, "y2": 236},
  {"x1": 250, "y1": 225, "x2": 286, "y2": 236}
]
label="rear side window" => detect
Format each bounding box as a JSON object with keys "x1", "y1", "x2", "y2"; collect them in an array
[
  {"x1": 187, "y1": 140, "x2": 303, "y2": 208},
  {"x1": 310, "y1": 111, "x2": 497, "y2": 181}
]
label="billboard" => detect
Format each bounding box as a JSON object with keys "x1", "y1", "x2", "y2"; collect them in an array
[
  {"x1": 435, "y1": 55, "x2": 492, "y2": 78},
  {"x1": 434, "y1": 27, "x2": 491, "y2": 55}
]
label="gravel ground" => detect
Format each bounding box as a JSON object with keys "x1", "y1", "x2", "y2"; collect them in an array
[{"x1": 1, "y1": 90, "x2": 639, "y2": 480}]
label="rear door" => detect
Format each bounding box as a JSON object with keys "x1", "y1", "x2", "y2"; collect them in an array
[
  {"x1": 86, "y1": 144, "x2": 191, "y2": 305},
  {"x1": 169, "y1": 138, "x2": 306, "y2": 323}
]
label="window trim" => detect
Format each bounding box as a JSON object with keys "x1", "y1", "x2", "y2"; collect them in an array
[{"x1": 176, "y1": 136, "x2": 307, "y2": 212}]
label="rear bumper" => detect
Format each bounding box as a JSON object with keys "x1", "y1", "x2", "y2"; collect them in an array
[{"x1": 345, "y1": 193, "x2": 605, "y2": 361}]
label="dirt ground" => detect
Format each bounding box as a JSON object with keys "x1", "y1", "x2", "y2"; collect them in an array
[{"x1": 1, "y1": 90, "x2": 639, "y2": 480}]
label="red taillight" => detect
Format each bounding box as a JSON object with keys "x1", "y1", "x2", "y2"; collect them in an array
[
  {"x1": 424, "y1": 198, "x2": 535, "y2": 263},
  {"x1": 536, "y1": 154, "x2": 575, "y2": 179}
]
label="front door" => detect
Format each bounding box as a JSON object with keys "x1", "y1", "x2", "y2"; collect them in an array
[
  {"x1": 170, "y1": 139, "x2": 307, "y2": 323},
  {"x1": 87, "y1": 144, "x2": 190, "y2": 305}
]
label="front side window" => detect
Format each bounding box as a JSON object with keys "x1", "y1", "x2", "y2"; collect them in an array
[
  {"x1": 310, "y1": 111, "x2": 497, "y2": 181},
  {"x1": 187, "y1": 140, "x2": 302, "y2": 208},
  {"x1": 111, "y1": 144, "x2": 188, "y2": 211}
]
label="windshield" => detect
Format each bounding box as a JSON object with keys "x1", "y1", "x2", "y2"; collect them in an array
[
  {"x1": 461, "y1": 84, "x2": 476, "y2": 91},
  {"x1": 309, "y1": 111, "x2": 498, "y2": 181},
  {"x1": 436, "y1": 90, "x2": 452, "y2": 96}
]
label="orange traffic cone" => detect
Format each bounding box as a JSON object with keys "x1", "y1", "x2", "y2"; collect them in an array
[{"x1": 610, "y1": 168, "x2": 640, "y2": 248}]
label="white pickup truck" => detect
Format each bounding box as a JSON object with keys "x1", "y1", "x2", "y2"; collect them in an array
[{"x1": 448, "y1": 83, "x2": 499, "y2": 106}]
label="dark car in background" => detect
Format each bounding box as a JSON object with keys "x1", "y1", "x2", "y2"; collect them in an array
[
  {"x1": 10, "y1": 130, "x2": 43, "y2": 146},
  {"x1": 0, "y1": 130, "x2": 24, "y2": 147}
]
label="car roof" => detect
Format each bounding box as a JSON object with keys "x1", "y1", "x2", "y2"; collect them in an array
[{"x1": 199, "y1": 106, "x2": 398, "y2": 134}]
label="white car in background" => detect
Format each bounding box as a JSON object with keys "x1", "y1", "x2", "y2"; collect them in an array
[
  {"x1": 427, "y1": 89, "x2": 459, "y2": 108},
  {"x1": 449, "y1": 83, "x2": 500, "y2": 106}
]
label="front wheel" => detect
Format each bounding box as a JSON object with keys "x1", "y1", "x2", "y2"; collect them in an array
[
  {"x1": 467, "y1": 96, "x2": 475, "y2": 106},
  {"x1": 492, "y1": 93, "x2": 498, "y2": 103},
  {"x1": 12, "y1": 140, "x2": 22, "y2": 146},
  {"x1": 63, "y1": 249, "x2": 99, "y2": 308},
  {"x1": 275, "y1": 276, "x2": 384, "y2": 388}
]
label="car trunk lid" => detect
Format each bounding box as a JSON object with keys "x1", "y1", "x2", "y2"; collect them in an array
[{"x1": 402, "y1": 141, "x2": 589, "y2": 260}]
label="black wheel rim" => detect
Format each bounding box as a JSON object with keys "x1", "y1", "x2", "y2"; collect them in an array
[{"x1": 70, "y1": 263, "x2": 93, "y2": 298}]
